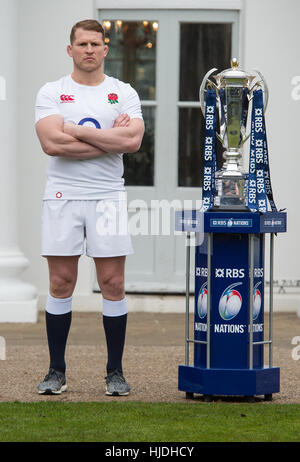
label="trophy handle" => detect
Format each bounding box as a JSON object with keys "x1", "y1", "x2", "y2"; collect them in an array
[
  {"x1": 247, "y1": 69, "x2": 269, "y2": 112},
  {"x1": 199, "y1": 67, "x2": 224, "y2": 143},
  {"x1": 240, "y1": 69, "x2": 269, "y2": 146},
  {"x1": 199, "y1": 67, "x2": 218, "y2": 117}
]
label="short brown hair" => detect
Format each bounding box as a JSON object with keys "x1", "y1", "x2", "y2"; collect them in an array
[{"x1": 70, "y1": 19, "x2": 105, "y2": 44}]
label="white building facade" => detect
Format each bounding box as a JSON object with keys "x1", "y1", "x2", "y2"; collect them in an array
[{"x1": 0, "y1": 0, "x2": 299, "y2": 320}]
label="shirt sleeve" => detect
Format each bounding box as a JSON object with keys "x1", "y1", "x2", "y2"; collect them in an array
[
  {"x1": 35, "y1": 83, "x2": 60, "y2": 123},
  {"x1": 120, "y1": 84, "x2": 143, "y2": 120}
]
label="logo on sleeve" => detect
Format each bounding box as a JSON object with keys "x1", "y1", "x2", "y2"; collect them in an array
[
  {"x1": 60, "y1": 94, "x2": 75, "y2": 103},
  {"x1": 108, "y1": 93, "x2": 119, "y2": 104}
]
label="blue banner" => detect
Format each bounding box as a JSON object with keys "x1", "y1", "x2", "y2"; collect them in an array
[
  {"x1": 247, "y1": 89, "x2": 277, "y2": 213},
  {"x1": 202, "y1": 89, "x2": 217, "y2": 211}
]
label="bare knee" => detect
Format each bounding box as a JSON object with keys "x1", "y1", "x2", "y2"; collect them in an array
[
  {"x1": 50, "y1": 273, "x2": 76, "y2": 298},
  {"x1": 47, "y1": 256, "x2": 78, "y2": 299},
  {"x1": 100, "y1": 273, "x2": 125, "y2": 300}
]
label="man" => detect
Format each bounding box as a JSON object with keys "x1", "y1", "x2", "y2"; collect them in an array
[{"x1": 35, "y1": 19, "x2": 144, "y2": 396}]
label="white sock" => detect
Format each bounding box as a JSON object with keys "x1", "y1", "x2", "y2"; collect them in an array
[
  {"x1": 46, "y1": 294, "x2": 72, "y2": 315},
  {"x1": 102, "y1": 297, "x2": 127, "y2": 317}
]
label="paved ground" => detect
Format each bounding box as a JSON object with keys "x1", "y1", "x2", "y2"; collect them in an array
[{"x1": 0, "y1": 311, "x2": 299, "y2": 403}]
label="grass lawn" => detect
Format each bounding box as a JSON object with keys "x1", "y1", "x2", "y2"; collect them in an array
[{"x1": 0, "y1": 401, "x2": 299, "y2": 442}]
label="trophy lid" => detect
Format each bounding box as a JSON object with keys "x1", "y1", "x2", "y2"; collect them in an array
[{"x1": 213, "y1": 58, "x2": 255, "y2": 86}]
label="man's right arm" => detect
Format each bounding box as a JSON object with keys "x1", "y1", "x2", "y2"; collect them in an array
[{"x1": 35, "y1": 114, "x2": 107, "y2": 160}]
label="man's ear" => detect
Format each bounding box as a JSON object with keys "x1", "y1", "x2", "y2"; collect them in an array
[
  {"x1": 67, "y1": 44, "x2": 73, "y2": 58},
  {"x1": 104, "y1": 45, "x2": 109, "y2": 58}
]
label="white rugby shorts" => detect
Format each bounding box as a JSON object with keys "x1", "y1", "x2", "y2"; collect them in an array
[{"x1": 41, "y1": 199, "x2": 133, "y2": 257}]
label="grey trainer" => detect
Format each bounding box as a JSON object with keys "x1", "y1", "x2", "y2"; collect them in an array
[
  {"x1": 37, "y1": 368, "x2": 67, "y2": 395},
  {"x1": 105, "y1": 370, "x2": 131, "y2": 396}
]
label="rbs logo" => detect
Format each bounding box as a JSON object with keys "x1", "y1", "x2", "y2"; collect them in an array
[{"x1": 215, "y1": 268, "x2": 245, "y2": 278}]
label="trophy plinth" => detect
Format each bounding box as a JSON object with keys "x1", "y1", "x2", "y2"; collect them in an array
[{"x1": 200, "y1": 58, "x2": 268, "y2": 211}]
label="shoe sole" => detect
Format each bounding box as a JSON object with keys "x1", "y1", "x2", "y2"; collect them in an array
[
  {"x1": 105, "y1": 388, "x2": 130, "y2": 396},
  {"x1": 38, "y1": 384, "x2": 67, "y2": 395}
]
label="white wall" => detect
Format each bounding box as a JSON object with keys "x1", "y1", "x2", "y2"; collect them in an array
[
  {"x1": 0, "y1": 0, "x2": 19, "y2": 249},
  {"x1": 18, "y1": 0, "x2": 96, "y2": 303},
  {"x1": 243, "y1": 0, "x2": 300, "y2": 281},
  {"x1": 16, "y1": 0, "x2": 300, "y2": 308}
]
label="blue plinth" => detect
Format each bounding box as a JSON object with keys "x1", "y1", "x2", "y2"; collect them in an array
[
  {"x1": 175, "y1": 210, "x2": 287, "y2": 234},
  {"x1": 178, "y1": 366, "x2": 280, "y2": 396},
  {"x1": 195, "y1": 231, "x2": 264, "y2": 370},
  {"x1": 175, "y1": 210, "x2": 286, "y2": 399}
]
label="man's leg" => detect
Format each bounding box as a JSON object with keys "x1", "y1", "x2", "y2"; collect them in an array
[
  {"x1": 46, "y1": 255, "x2": 79, "y2": 371},
  {"x1": 38, "y1": 256, "x2": 79, "y2": 394},
  {"x1": 94, "y1": 256, "x2": 130, "y2": 395}
]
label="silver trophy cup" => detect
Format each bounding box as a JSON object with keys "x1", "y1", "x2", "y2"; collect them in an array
[{"x1": 199, "y1": 58, "x2": 268, "y2": 210}]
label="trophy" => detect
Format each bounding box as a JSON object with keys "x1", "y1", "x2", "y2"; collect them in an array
[
  {"x1": 176, "y1": 58, "x2": 285, "y2": 403},
  {"x1": 199, "y1": 58, "x2": 269, "y2": 210}
]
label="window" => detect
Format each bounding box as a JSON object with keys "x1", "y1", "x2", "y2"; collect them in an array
[
  {"x1": 178, "y1": 23, "x2": 232, "y2": 187},
  {"x1": 103, "y1": 20, "x2": 157, "y2": 186}
]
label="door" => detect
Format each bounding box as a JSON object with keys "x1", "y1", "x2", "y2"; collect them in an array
[{"x1": 97, "y1": 9, "x2": 239, "y2": 293}]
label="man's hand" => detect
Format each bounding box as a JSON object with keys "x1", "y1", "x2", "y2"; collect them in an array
[
  {"x1": 113, "y1": 113, "x2": 130, "y2": 128},
  {"x1": 63, "y1": 122, "x2": 77, "y2": 137}
]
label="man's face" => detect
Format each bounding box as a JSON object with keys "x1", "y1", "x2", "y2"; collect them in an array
[{"x1": 67, "y1": 28, "x2": 109, "y2": 72}]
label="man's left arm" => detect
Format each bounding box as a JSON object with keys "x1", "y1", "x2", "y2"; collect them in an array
[{"x1": 64, "y1": 118, "x2": 145, "y2": 154}]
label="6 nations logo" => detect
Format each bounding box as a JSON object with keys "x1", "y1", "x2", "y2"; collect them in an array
[
  {"x1": 218, "y1": 282, "x2": 243, "y2": 321},
  {"x1": 195, "y1": 279, "x2": 263, "y2": 334}
]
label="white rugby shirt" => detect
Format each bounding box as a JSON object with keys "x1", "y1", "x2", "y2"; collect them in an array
[{"x1": 35, "y1": 74, "x2": 143, "y2": 200}]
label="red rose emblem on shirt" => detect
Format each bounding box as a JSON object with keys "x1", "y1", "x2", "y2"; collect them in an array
[{"x1": 108, "y1": 93, "x2": 119, "y2": 104}]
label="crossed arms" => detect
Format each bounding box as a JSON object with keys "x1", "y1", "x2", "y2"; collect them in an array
[{"x1": 35, "y1": 114, "x2": 145, "y2": 160}]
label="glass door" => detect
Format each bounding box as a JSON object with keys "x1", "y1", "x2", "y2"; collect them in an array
[
  {"x1": 102, "y1": 18, "x2": 157, "y2": 187},
  {"x1": 97, "y1": 9, "x2": 239, "y2": 293},
  {"x1": 178, "y1": 22, "x2": 233, "y2": 188}
]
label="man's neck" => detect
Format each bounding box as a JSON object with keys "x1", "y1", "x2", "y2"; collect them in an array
[{"x1": 71, "y1": 69, "x2": 106, "y2": 86}]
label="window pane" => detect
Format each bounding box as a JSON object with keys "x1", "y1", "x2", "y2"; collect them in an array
[
  {"x1": 178, "y1": 108, "x2": 223, "y2": 187},
  {"x1": 180, "y1": 23, "x2": 232, "y2": 101},
  {"x1": 178, "y1": 23, "x2": 232, "y2": 187},
  {"x1": 103, "y1": 20, "x2": 156, "y2": 186},
  {"x1": 123, "y1": 106, "x2": 155, "y2": 186},
  {"x1": 103, "y1": 20, "x2": 157, "y2": 100}
]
